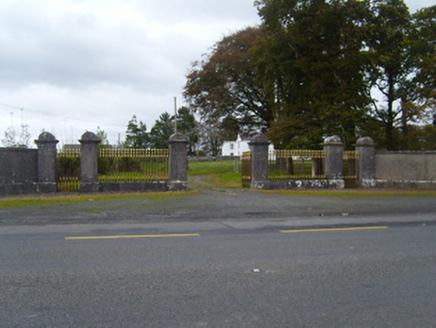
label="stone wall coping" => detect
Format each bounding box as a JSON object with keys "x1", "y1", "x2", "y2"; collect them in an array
[{"x1": 0, "y1": 147, "x2": 37, "y2": 152}]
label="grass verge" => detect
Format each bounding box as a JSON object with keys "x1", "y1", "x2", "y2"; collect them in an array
[{"x1": 0, "y1": 190, "x2": 198, "y2": 209}]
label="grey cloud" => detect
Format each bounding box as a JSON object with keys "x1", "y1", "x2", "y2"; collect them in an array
[
  {"x1": 0, "y1": 3, "x2": 191, "y2": 91},
  {"x1": 137, "y1": 0, "x2": 259, "y2": 24}
]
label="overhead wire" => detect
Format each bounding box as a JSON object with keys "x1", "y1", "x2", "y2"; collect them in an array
[{"x1": 0, "y1": 102, "x2": 126, "y2": 128}]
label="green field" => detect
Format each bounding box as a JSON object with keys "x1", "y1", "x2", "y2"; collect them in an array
[{"x1": 187, "y1": 160, "x2": 241, "y2": 175}]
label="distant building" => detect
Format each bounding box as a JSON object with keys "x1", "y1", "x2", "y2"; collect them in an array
[
  {"x1": 62, "y1": 144, "x2": 81, "y2": 151},
  {"x1": 221, "y1": 135, "x2": 274, "y2": 157},
  {"x1": 62, "y1": 144, "x2": 114, "y2": 152}
]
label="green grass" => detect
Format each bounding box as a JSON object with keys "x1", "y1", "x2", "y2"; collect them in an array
[
  {"x1": 203, "y1": 172, "x2": 244, "y2": 189},
  {"x1": 187, "y1": 160, "x2": 239, "y2": 175},
  {"x1": 0, "y1": 190, "x2": 198, "y2": 208}
]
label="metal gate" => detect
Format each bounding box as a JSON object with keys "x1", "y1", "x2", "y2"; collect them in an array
[
  {"x1": 343, "y1": 150, "x2": 359, "y2": 188},
  {"x1": 241, "y1": 151, "x2": 251, "y2": 188},
  {"x1": 57, "y1": 148, "x2": 81, "y2": 192}
]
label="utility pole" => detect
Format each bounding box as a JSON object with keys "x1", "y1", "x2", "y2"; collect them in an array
[{"x1": 174, "y1": 97, "x2": 178, "y2": 134}]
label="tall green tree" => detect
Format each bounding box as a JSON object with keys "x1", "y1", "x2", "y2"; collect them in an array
[
  {"x1": 253, "y1": 0, "x2": 371, "y2": 149},
  {"x1": 125, "y1": 115, "x2": 149, "y2": 148},
  {"x1": 364, "y1": 1, "x2": 436, "y2": 150},
  {"x1": 149, "y1": 112, "x2": 174, "y2": 149},
  {"x1": 411, "y1": 5, "x2": 436, "y2": 125},
  {"x1": 175, "y1": 106, "x2": 198, "y2": 155},
  {"x1": 365, "y1": 0, "x2": 416, "y2": 149},
  {"x1": 184, "y1": 0, "x2": 434, "y2": 150},
  {"x1": 184, "y1": 27, "x2": 273, "y2": 135}
]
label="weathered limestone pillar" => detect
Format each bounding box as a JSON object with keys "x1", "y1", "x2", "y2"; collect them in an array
[
  {"x1": 79, "y1": 132, "x2": 100, "y2": 192},
  {"x1": 249, "y1": 134, "x2": 269, "y2": 189},
  {"x1": 355, "y1": 136, "x2": 376, "y2": 187},
  {"x1": 35, "y1": 132, "x2": 59, "y2": 193},
  {"x1": 322, "y1": 135, "x2": 345, "y2": 188},
  {"x1": 168, "y1": 133, "x2": 189, "y2": 191}
]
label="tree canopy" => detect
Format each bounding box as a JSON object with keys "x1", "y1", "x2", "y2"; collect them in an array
[
  {"x1": 175, "y1": 106, "x2": 198, "y2": 155},
  {"x1": 122, "y1": 108, "x2": 200, "y2": 151},
  {"x1": 149, "y1": 112, "x2": 174, "y2": 149},
  {"x1": 184, "y1": 27, "x2": 273, "y2": 134},
  {"x1": 125, "y1": 115, "x2": 149, "y2": 148},
  {"x1": 184, "y1": 0, "x2": 436, "y2": 150},
  {"x1": 253, "y1": 0, "x2": 371, "y2": 148}
]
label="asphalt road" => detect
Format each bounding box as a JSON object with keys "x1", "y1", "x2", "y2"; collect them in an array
[
  {"x1": 1, "y1": 179, "x2": 436, "y2": 327},
  {"x1": 1, "y1": 224, "x2": 435, "y2": 327}
]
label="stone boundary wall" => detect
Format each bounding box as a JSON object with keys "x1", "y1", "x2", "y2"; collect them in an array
[
  {"x1": 375, "y1": 151, "x2": 436, "y2": 189},
  {"x1": 0, "y1": 132, "x2": 189, "y2": 196},
  {"x1": 0, "y1": 148, "x2": 37, "y2": 195},
  {"x1": 247, "y1": 134, "x2": 436, "y2": 190},
  {"x1": 2, "y1": 132, "x2": 436, "y2": 194},
  {"x1": 257, "y1": 179, "x2": 345, "y2": 190},
  {"x1": 249, "y1": 134, "x2": 347, "y2": 189},
  {"x1": 99, "y1": 181, "x2": 186, "y2": 192}
]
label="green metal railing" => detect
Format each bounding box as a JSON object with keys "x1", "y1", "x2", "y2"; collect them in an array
[
  {"x1": 56, "y1": 148, "x2": 169, "y2": 191},
  {"x1": 57, "y1": 148, "x2": 81, "y2": 192},
  {"x1": 98, "y1": 148, "x2": 169, "y2": 182},
  {"x1": 241, "y1": 151, "x2": 252, "y2": 188},
  {"x1": 269, "y1": 149, "x2": 326, "y2": 180}
]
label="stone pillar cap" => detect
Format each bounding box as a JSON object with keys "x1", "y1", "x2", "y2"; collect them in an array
[
  {"x1": 355, "y1": 136, "x2": 375, "y2": 147},
  {"x1": 322, "y1": 135, "x2": 344, "y2": 146},
  {"x1": 35, "y1": 132, "x2": 59, "y2": 144},
  {"x1": 79, "y1": 131, "x2": 101, "y2": 143},
  {"x1": 249, "y1": 134, "x2": 269, "y2": 145},
  {"x1": 168, "y1": 133, "x2": 188, "y2": 143}
]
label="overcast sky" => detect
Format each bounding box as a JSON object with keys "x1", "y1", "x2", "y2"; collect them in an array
[{"x1": 0, "y1": 0, "x2": 433, "y2": 147}]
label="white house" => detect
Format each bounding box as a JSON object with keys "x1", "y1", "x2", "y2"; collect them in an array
[{"x1": 221, "y1": 135, "x2": 274, "y2": 157}]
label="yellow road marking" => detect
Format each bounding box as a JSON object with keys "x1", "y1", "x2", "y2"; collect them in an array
[
  {"x1": 280, "y1": 226, "x2": 388, "y2": 233},
  {"x1": 65, "y1": 233, "x2": 200, "y2": 240}
]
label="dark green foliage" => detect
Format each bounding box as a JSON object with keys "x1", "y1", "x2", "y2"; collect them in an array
[
  {"x1": 184, "y1": 27, "x2": 272, "y2": 134},
  {"x1": 149, "y1": 112, "x2": 174, "y2": 149},
  {"x1": 125, "y1": 115, "x2": 149, "y2": 148},
  {"x1": 254, "y1": 0, "x2": 371, "y2": 149},
  {"x1": 184, "y1": 0, "x2": 435, "y2": 150},
  {"x1": 399, "y1": 124, "x2": 436, "y2": 150},
  {"x1": 220, "y1": 116, "x2": 240, "y2": 141},
  {"x1": 176, "y1": 107, "x2": 199, "y2": 155}
]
